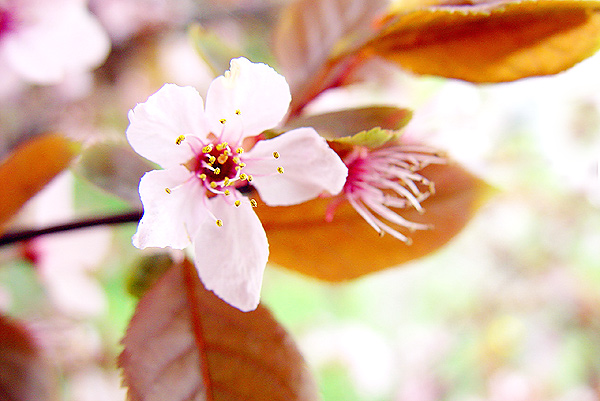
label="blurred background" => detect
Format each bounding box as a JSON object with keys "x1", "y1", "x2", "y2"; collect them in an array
[{"x1": 1, "y1": 0, "x2": 600, "y2": 400}]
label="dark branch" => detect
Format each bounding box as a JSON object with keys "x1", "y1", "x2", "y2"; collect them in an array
[{"x1": 0, "y1": 211, "x2": 142, "y2": 247}]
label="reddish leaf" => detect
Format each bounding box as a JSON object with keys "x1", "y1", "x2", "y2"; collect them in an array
[
  {"x1": 0, "y1": 133, "x2": 79, "y2": 233},
  {"x1": 119, "y1": 260, "x2": 320, "y2": 401},
  {"x1": 0, "y1": 315, "x2": 59, "y2": 401},
  {"x1": 256, "y1": 163, "x2": 493, "y2": 281},
  {"x1": 285, "y1": 106, "x2": 413, "y2": 140},
  {"x1": 273, "y1": 0, "x2": 388, "y2": 115},
  {"x1": 361, "y1": 0, "x2": 600, "y2": 83}
]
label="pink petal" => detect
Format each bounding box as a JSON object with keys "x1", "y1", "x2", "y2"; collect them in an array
[
  {"x1": 193, "y1": 196, "x2": 268, "y2": 312},
  {"x1": 133, "y1": 166, "x2": 208, "y2": 250},
  {"x1": 2, "y1": 0, "x2": 110, "y2": 84},
  {"x1": 126, "y1": 84, "x2": 210, "y2": 168},
  {"x1": 204, "y1": 57, "x2": 291, "y2": 141},
  {"x1": 245, "y1": 127, "x2": 348, "y2": 206}
]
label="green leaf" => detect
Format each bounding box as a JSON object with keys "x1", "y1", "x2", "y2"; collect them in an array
[
  {"x1": 189, "y1": 24, "x2": 243, "y2": 77},
  {"x1": 333, "y1": 127, "x2": 399, "y2": 148}
]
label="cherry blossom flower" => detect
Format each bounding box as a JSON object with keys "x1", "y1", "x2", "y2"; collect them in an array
[
  {"x1": 0, "y1": 0, "x2": 109, "y2": 87},
  {"x1": 327, "y1": 143, "x2": 445, "y2": 244},
  {"x1": 126, "y1": 57, "x2": 348, "y2": 311}
]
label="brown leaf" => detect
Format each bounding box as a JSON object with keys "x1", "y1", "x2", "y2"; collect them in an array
[
  {"x1": 256, "y1": 163, "x2": 493, "y2": 281},
  {"x1": 119, "y1": 260, "x2": 320, "y2": 401},
  {"x1": 273, "y1": 0, "x2": 388, "y2": 115},
  {"x1": 285, "y1": 106, "x2": 413, "y2": 140},
  {"x1": 361, "y1": 0, "x2": 600, "y2": 83},
  {"x1": 0, "y1": 133, "x2": 79, "y2": 233},
  {"x1": 0, "y1": 314, "x2": 59, "y2": 401}
]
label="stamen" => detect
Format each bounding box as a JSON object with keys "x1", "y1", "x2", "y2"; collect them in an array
[
  {"x1": 234, "y1": 200, "x2": 241, "y2": 207},
  {"x1": 239, "y1": 173, "x2": 247, "y2": 180},
  {"x1": 202, "y1": 144, "x2": 213, "y2": 153},
  {"x1": 247, "y1": 175, "x2": 253, "y2": 182},
  {"x1": 219, "y1": 118, "x2": 226, "y2": 124},
  {"x1": 224, "y1": 189, "x2": 231, "y2": 196},
  {"x1": 210, "y1": 182, "x2": 218, "y2": 189},
  {"x1": 277, "y1": 167, "x2": 284, "y2": 174},
  {"x1": 175, "y1": 135, "x2": 185, "y2": 145},
  {"x1": 330, "y1": 144, "x2": 446, "y2": 244},
  {"x1": 165, "y1": 188, "x2": 171, "y2": 194},
  {"x1": 207, "y1": 155, "x2": 216, "y2": 165},
  {"x1": 199, "y1": 173, "x2": 207, "y2": 180},
  {"x1": 236, "y1": 148, "x2": 244, "y2": 154},
  {"x1": 235, "y1": 109, "x2": 241, "y2": 115},
  {"x1": 273, "y1": 151, "x2": 280, "y2": 159},
  {"x1": 250, "y1": 199, "x2": 258, "y2": 207},
  {"x1": 216, "y1": 219, "x2": 223, "y2": 227},
  {"x1": 216, "y1": 142, "x2": 228, "y2": 151}
]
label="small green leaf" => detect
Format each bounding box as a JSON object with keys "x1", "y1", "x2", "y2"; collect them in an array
[{"x1": 333, "y1": 127, "x2": 399, "y2": 148}]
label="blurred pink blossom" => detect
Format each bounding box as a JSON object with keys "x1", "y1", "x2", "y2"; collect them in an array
[{"x1": 0, "y1": 0, "x2": 109, "y2": 91}]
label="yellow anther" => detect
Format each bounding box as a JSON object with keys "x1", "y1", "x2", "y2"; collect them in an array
[
  {"x1": 234, "y1": 200, "x2": 241, "y2": 207},
  {"x1": 165, "y1": 188, "x2": 171, "y2": 194},
  {"x1": 210, "y1": 182, "x2": 218, "y2": 189},
  {"x1": 273, "y1": 151, "x2": 280, "y2": 159},
  {"x1": 216, "y1": 142, "x2": 228, "y2": 151},
  {"x1": 232, "y1": 156, "x2": 241, "y2": 164},
  {"x1": 239, "y1": 162, "x2": 246, "y2": 168},
  {"x1": 199, "y1": 173, "x2": 207, "y2": 180},
  {"x1": 217, "y1": 154, "x2": 228, "y2": 164},
  {"x1": 235, "y1": 109, "x2": 241, "y2": 115},
  {"x1": 213, "y1": 167, "x2": 221, "y2": 175},
  {"x1": 207, "y1": 155, "x2": 216, "y2": 165},
  {"x1": 224, "y1": 189, "x2": 231, "y2": 196},
  {"x1": 247, "y1": 175, "x2": 253, "y2": 182},
  {"x1": 239, "y1": 173, "x2": 247, "y2": 180},
  {"x1": 202, "y1": 144, "x2": 213, "y2": 153},
  {"x1": 219, "y1": 118, "x2": 226, "y2": 124},
  {"x1": 236, "y1": 147, "x2": 244, "y2": 154},
  {"x1": 250, "y1": 199, "x2": 258, "y2": 207},
  {"x1": 277, "y1": 166, "x2": 284, "y2": 174},
  {"x1": 175, "y1": 135, "x2": 185, "y2": 145},
  {"x1": 223, "y1": 177, "x2": 230, "y2": 186},
  {"x1": 216, "y1": 219, "x2": 223, "y2": 227},
  {"x1": 235, "y1": 166, "x2": 241, "y2": 171}
]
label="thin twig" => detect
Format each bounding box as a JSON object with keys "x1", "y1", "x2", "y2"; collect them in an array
[{"x1": 0, "y1": 211, "x2": 142, "y2": 247}]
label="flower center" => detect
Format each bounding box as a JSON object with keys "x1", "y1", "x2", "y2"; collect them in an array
[{"x1": 192, "y1": 141, "x2": 250, "y2": 194}]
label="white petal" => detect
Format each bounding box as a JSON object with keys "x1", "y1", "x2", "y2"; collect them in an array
[
  {"x1": 126, "y1": 84, "x2": 210, "y2": 167},
  {"x1": 193, "y1": 196, "x2": 268, "y2": 312},
  {"x1": 2, "y1": 0, "x2": 110, "y2": 84},
  {"x1": 204, "y1": 57, "x2": 291, "y2": 141},
  {"x1": 133, "y1": 166, "x2": 208, "y2": 250},
  {"x1": 245, "y1": 127, "x2": 348, "y2": 206}
]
